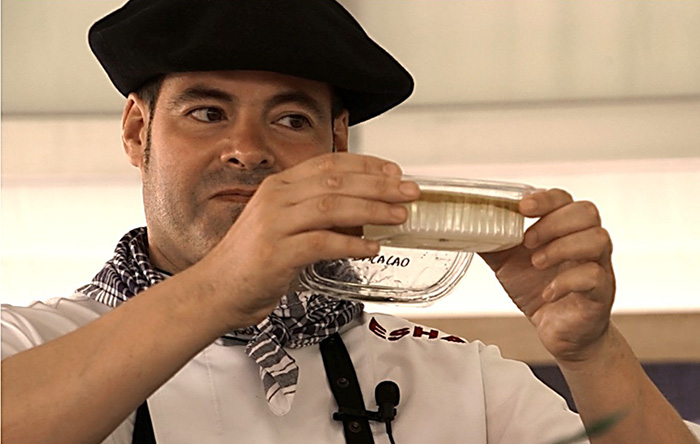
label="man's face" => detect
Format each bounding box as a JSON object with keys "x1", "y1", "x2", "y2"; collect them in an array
[{"x1": 122, "y1": 71, "x2": 348, "y2": 273}]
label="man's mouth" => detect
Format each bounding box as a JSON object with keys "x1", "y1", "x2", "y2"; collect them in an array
[{"x1": 211, "y1": 187, "x2": 257, "y2": 203}]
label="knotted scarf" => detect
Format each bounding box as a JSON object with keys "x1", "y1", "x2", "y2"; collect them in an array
[{"x1": 78, "y1": 227, "x2": 363, "y2": 416}]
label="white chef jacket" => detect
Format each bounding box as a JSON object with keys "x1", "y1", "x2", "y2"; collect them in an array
[{"x1": 3, "y1": 295, "x2": 700, "y2": 443}]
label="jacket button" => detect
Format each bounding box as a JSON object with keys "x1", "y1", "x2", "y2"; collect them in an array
[{"x1": 348, "y1": 421, "x2": 362, "y2": 433}]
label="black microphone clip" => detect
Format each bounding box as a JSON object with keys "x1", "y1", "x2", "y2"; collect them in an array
[
  {"x1": 332, "y1": 380, "x2": 400, "y2": 423},
  {"x1": 375, "y1": 380, "x2": 400, "y2": 422}
]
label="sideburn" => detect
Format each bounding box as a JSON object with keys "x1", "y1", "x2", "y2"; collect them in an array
[{"x1": 143, "y1": 107, "x2": 155, "y2": 171}]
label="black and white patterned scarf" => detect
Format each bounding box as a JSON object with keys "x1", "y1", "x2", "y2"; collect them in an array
[{"x1": 78, "y1": 227, "x2": 363, "y2": 416}]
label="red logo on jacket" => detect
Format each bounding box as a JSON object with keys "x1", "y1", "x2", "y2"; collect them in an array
[{"x1": 369, "y1": 317, "x2": 466, "y2": 344}]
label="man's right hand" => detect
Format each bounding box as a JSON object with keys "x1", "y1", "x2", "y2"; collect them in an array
[{"x1": 193, "y1": 152, "x2": 420, "y2": 332}]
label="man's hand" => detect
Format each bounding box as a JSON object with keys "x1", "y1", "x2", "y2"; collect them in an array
[
  {"x1": 480, "y1": 188, "x2": 615, "y2": 363},
  {"x1": 194, "y1": 152, "x2": 420, "y2": 331}
]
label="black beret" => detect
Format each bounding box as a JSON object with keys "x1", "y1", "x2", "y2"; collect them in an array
[{"x1": 89, "y1": 0, "x2": 414, "y2": 125}]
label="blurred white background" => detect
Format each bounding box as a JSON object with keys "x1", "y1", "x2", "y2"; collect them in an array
[{"x1": 2, "y1": 0, "x2": 699, "y2": 318}]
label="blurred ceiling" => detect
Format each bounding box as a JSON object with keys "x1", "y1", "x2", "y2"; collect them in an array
[{"x1": 2, "y1": 0, "x2": 700, "y2": 115}]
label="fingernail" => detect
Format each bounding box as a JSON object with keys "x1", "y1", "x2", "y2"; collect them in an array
[
  {"x1": 521, "y1": 198, "x2": 537, "y2": 213},
  {"x1": 390, "y1": 205, "x2": 407, "y2": 220},
  {"x1": 383, "y1": 162, "x2": 402, "y2": 176},
  {"x1": 399, "y1": 181, "x2": 420, "y2": 197},
  {"x1": 542, "y1": 284, "x2": 555, "y2": 301},
  {"x1": 365, "y1": 240, "x2": 380, "y2": 254},
  {"x1": 524, "y1": 230, "x2": 538, "y2": 248},
  {"x1": 532, "y1": 251, "x2": 547, "y2": 268}
]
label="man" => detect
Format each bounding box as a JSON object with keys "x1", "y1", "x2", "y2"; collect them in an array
[{"x1": 2, "y1": 1, "x2": 699, "y2": 443}]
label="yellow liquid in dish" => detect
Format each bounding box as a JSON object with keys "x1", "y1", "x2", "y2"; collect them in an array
[{"x1": 363, "y1": 191, "x2": 524, "y2": 252}]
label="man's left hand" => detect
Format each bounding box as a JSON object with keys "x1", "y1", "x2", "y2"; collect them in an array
[{"x1": 480, "y1": 188, "x2": 615, "y2": 363}]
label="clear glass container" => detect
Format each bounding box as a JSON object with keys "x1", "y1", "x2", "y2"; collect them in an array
[
  {"x1": 298, "y1": 247, "x2": 474, "y2": 305},
  {"x1": 364, "y1": 176, "x2": 537, "y2": 252},
  {"x1": 300, "y1": 176, "x2": 537, "y2": 305}
]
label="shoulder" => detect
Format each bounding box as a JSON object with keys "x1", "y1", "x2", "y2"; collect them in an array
[
  {"x1": 343, "y1": 311, "x2": 499, "y2": 372},
  {"x1": 347, "y1": 312, "x2": 568, "y2": 403},
  {"x1": 1, "y1": 294, "x2": 111, "y2": 359},
  {"x1": 349, "y1": 312, "x2": 542, "y2": 378},
  {"x1": 348, "y1": 313, "x2": 587, "y2": 443}
]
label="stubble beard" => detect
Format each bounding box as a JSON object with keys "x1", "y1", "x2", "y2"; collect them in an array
[{"x1": 142, "y1": 130, "x2": 271, "y2": 271}]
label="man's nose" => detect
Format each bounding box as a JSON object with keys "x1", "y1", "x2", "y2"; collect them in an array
[{"x1": 219, "y1": 122, "x2": 275, "y2": 170}]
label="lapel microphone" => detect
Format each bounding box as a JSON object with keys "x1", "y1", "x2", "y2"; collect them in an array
[
  {"x1": 375, "y1": 381, "x2": 400, "y2": 444},
  {"x1": 331, "y1": 380, "x2": 401, "y2": 443},
  {"x1": 375, "y1": 381, "x2": 400, "y2": 422}
]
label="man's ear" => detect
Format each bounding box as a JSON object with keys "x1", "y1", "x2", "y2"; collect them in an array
[
  {"x1": 121, "y1": 93, "x2": 150, "y2": 168},
  {"x1": 332, "y1": 109, "x2": 350, "y2": 153}
]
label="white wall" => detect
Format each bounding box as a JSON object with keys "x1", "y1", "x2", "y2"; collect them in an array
[
  {"x1": 344, "y1": 1, "x2": 700, "y2": 104},
  {"x1": 4, "y1": 1, "x2": 700, "y2": 113}
]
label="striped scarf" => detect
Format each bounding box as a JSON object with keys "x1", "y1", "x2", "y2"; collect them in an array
[{"x1": 78, "y1": 227, "x2": 363, "y2": 416}]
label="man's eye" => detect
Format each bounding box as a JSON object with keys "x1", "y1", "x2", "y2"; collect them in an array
[
  {"x1": 190, "y1": 107, "x2": 225, "y2": 122},
  {"x1": 277, "y1": 115, "x2": 310, "y2": 130}
]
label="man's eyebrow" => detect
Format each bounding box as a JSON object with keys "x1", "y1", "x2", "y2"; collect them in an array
[
  {"x1": 167, "y1": 86, "x2": 236, "y2": 109},
  {"x1": 265, "y1": 91, "x2": 328, "y2": 120}
]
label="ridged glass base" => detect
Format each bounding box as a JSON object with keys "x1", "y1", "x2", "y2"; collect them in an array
[{"x1": 364, "y1": 193, "x2": 524, "y2": 252}]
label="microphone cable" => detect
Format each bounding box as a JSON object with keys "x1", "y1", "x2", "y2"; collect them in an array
[{"x1": 385, "y1": 420, "x2": 396, "y2": 444}]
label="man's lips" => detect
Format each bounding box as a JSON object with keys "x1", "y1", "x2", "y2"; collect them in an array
[{"x1": 211, "y1": 187, "x2": 257, "y2": 203}]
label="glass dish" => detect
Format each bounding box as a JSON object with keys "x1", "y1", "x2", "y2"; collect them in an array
[
  {"x1": 364, "y1": 176, "x2": 538, "y2": 253},
  {"x1": 300, "y1": 176, "x2": 537, "y2": 304},
  {"x1": 298, "y1": 246, "x2": 474, "y2": 305}
]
